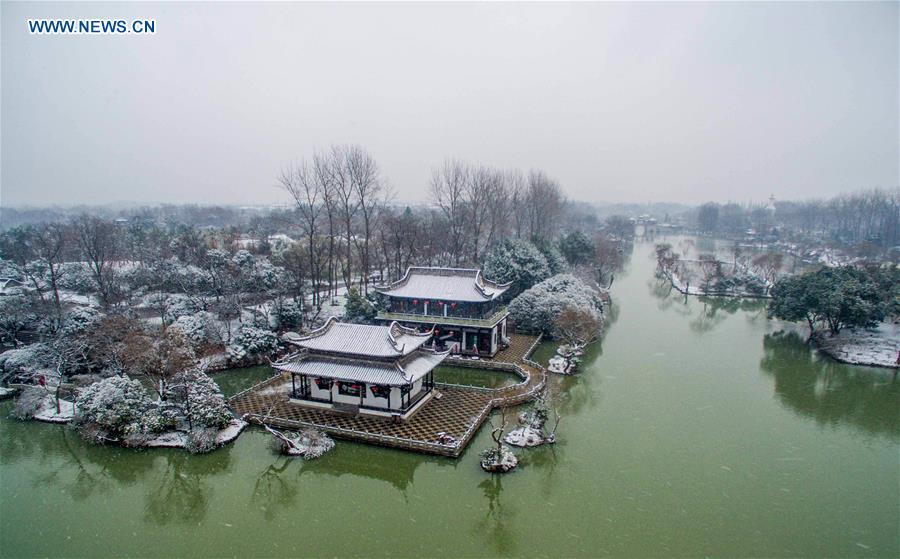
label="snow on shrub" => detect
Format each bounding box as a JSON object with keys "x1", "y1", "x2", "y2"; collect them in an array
[
  {"x1": 172, "y1": 311, "x2": 222, "y2": 349},
  {"x1": 185, "y1": 427, "x2": 219, "y2": 454},
  {"x1": 343, "y1": 288, "x2": 376, "y2": 324},
  {"x1": 272, "y1": 298, "x2": 303, "y2": 330},
  {"x1": 74, "y1": 376, "x2": 154, "y2": 441},
  {"x1": 0, "y1": 343, "x2": 59, "y2": 382},
  {"x1": 226, "y1": 326, "x2": 278, "y2": 362},
  {"x1": 482, "y1": 239, "x2": 552, "y2": 298},
  {"x1": 508, "y1": 274, "x2": 603, "y2": 336},
  {"x1": 162, "y1": 294, "x2": 201, "y2": 324},
  {"x1": 60, "y1": 306, "x2": 102, "y2": 336},
  {"x1": 57, "y1": 262, "x2": 96, "y2": 293}
]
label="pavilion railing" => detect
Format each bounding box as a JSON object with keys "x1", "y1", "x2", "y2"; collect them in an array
[{"x1": 230, "y1": 333, "x2": 548, "y2": 457}]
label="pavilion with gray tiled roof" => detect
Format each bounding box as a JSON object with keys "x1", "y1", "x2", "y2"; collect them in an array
[
  {"x1": 275, "y1": 318, "x2": 449, "y2": 419},
  {"x1": 374, "y1": 267, "x2": 512, "y2": 357}
]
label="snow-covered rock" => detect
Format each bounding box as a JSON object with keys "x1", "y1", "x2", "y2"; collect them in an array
[
  {"x1": 480, "y1": 446, "x2": 518, "y2": 473},
  {"x1": 288, "y1": 430, "x2": 334, "y2": 460},
  {"x1": 0, "y1": 386, "x2": 17, "y2": 400},
  {"x1": 275, "y1": 428, "x2": 335, "y2": 459},
  {"x1": 548, "y1": 355, "x2": 578, "y2": 374},
  {"x1": 503, "y1": 426, "x2": 545, "y2": 447},
  {"x1": 557, "y1": 344, "x2": 584, "y2": 358}
]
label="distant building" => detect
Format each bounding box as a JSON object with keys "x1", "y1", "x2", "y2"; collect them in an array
[
  {"x1": 374, "y1": 267, "x2": 511, "y2": 357},
  {"x1": 275, "y1": 318, "x2": 449, "y2": 419}
]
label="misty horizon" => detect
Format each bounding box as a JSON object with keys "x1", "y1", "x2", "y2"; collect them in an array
[{"x1": 2, "y1": 2, "x2": 898, "y2": 208}]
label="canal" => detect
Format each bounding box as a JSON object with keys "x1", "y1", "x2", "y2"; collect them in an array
[{"x1": 1, "y1": 238, "x2": 897, "y2": 557}]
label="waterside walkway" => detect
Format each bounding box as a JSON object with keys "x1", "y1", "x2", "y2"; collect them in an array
[{"x1": 228, "y1": 333, "x2": 547, "y2": 457}]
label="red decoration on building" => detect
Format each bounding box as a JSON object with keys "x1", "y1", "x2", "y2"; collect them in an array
[{"x1": 412, "y1": 299, "x2": 418, "y2": 305}]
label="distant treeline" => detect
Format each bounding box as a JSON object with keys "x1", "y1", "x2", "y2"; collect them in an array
[{"x1": 690, "y1": 189, "x2": 899, "y2": 247}]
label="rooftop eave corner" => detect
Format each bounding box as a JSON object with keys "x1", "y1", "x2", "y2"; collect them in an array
[{"x1": 283, "y1": 316, "x2": 337, "y2": 346}]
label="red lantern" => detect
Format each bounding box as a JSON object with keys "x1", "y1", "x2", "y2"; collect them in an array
[
  {"x1": 451, "y1": 302, "x2": 457, "y2": 309},
  {"x1": 438, "y1": 301, "x2": 444, "y2": 306},
  {"x1": 412, "y1": 299, "x2": 418, "y2": 305},
  {"x1": 424, "y1": 300, "x2": 430, "y2": 305}
]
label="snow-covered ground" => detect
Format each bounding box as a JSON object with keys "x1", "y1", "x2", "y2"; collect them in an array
[
  {"x1": 32, "y1": 395, "x2": 76, "y2": 423},
  {"x1": 816, "y1": 323, "x2": 900, "y2": 369},
  {"x1": 144, "y1": 418, "x2": 248, "y2": 449},
  {"x1": 58, "y1": 290, "x2": 99, "y2": 307}
]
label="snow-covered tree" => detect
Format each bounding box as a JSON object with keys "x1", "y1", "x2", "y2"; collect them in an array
[
  {"x1": 57, "y1": 262, "x2": 96, "y2": 294},
  {"x1": 226, "y1": 326, "x2": 278, "y2": 363},
  {"x1": 482, "y1": 238, "x2": 551, "y2": 298},
  {"x1": 343, "y1": 288, "x2": 376, "y2": 324},
  {"x1": 170, "y1": 369, "x2": 231, "y2": 432},
  {"x1": 533, "y1": 238, "x2": 568, "y2": 275},
  {"x1": 559, "y1": 231, "x2": 594, "y2": 266},
  {"x1": 74, "y1": 376, "x2": 154, "y2": 442},
  {"x1": 172, "y1": 311, "x2": 224, "y2": 350},
  {"x1": 162, "y1": 294, "x2": 202, "y2": 324},
  {"x1": 59, "y1": 306, "x2": 102, "y2": 337},
  {"x1": 272, "y1": 297, "x2": 304, "y2": 331},
  {"x1": 122, "y1": 327, "x2": 195, "y2": 401},
  {"x1": 508, "y1": 274, "x2": 603, "y2": 335},
  {"x1": 0, "y1": 292, "x2": 39, "y2": 347}
]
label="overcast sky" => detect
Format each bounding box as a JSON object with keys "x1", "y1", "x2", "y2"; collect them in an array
[{"x1": 2, "y1": 1, "x2": 897, "y2": 208}]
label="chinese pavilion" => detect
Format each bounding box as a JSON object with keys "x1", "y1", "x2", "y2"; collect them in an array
[
  {"x1": 374, "y1": 267, "x2": 511, "y2": 357},
  {"x1": 274, "y1": 318, "x2": 449, "y2": 419}
]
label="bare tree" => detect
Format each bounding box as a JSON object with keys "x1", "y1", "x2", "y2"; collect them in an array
[
  {"x1": 326, "y1": 145, "x2": 360, "y2": 292},
  {"x1": 465, "y1": 164, "x2": 493, "y2": 262},
  {"x1": 430, "y1": 160, "x2": 469, "y2": 266},
  {"x1": 72, "y1": 215, "x2": 120, "y2": 308},
  {"x1": 508, "y1": 170, "x2": 528, "y2": 239},
  {"x1": 122, "y1": 327, "x2": 195, "y2": 401},
  {"x1": 484, "y1": 170, "x2": 512, "y2": 249},
  {"x1": 31, "y1": 222, "x2": 70, "y2": 328},
  {"x1": 279, "y1": 162, "x2": 323, "y2": 306},
  {"x1": 346, "y1": 145, "x2": 383, "y2": 293},
  {"x1": 526, "y1": 170, "x2": 566, "y2": 241}
]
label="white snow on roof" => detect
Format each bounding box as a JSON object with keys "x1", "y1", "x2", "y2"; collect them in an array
[
  {"x1": 283, "y1": 317, "x2": 432, "y2": 357},
  {"x1": 375, "y1": 267, "x2": 510, "y2": 302},
  {"x1": 273, "y1": 350, "x2": 448, "y2": 386}
]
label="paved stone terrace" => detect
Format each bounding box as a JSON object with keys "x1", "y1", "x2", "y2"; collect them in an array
[{"x1": 228, "y1": 333, "x2": 546, "y2": 457}]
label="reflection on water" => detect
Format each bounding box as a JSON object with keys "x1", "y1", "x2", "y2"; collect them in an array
[
  {"x1": 648, "y1": 276, "x2": 768, "y2": 334},
  {"x1": 475, "y1": 474, "x2": 517, "y2": 556},
  {"x1": 761, "y1": 331, "x2": 900, "y2": 440},
  {"x1": 144, "y1": 448, "x2": 232, "y2": 526},
  {"x1": 212, "y1": 366, "x2": 274, "y2": 398},
  {"x1": 301, "y1": 445, "x2": 431, "y2": 493},
  {"x1": 252, "y1": 458, "x2": 298, "y2": 520}
]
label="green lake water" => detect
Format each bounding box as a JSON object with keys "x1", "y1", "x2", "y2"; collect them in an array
[{"x1": 1, "y1": 238, "x2": 898, "y2": 558}]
